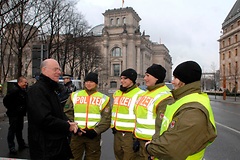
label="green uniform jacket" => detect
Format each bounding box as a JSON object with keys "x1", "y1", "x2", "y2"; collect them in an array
[
  {"x1": 64, "y1": 86, "x2": 111, "y2": 134},
  {"x1": 146, "y1": 81, "x2": 217, "y2": 160}
]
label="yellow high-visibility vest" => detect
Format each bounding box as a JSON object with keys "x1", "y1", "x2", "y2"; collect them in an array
[
  {"x1": 111, "y1": 88, "x2": 144, "y2": 132},
  {"x1": 134, "y1": 85, "x2": 172, "y2": 140},
  {"x1": 71, "y1": 90, "x2": 110, "y2": 129}
]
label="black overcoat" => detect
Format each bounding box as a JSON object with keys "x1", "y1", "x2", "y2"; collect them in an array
[
  {"x1": 3, "y1": 83, "x2": 27, "y2": 117},
  {"x1": 27, "y1": 74, "x2": 72, "y2": 159}
]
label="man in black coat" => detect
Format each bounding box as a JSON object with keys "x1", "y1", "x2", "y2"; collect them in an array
[
  {"x1": 63, "y1": 74, "x2": 77, "y2": 93},
  {"x1": 3, "y1": 76, "x2": 28, "y2": 154},
  {"x1": 58, "y1": 74, "x2": 77, "y2": 107},
  {"x1": 27, "y1": 58, "x2": 78, "y2": 160}
]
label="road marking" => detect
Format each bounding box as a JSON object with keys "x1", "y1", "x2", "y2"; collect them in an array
[{"x1": 216, "y1": 122, "x2": 240, "y2": 134}]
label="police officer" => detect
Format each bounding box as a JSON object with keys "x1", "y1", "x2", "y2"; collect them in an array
[
  {"x1": 63, "y1": 74, "x2": 77, "y2": 92},
  {"x1": 64, "y1": 72, "x2": 111, "y2": 160},
  {"x1": 145, "y1": 61, "x2": 217, "y2": 160},
  {"x1": 58, "y1": 74, "x2": 77, "y2": 107},
  {"x1": 133, "y1": 64, "x2": 173, "y2": 160},
  {"x1": 111, "y1": 68, "x2": 144, "y2": 160}
]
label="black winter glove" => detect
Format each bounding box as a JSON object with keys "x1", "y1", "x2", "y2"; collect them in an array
[
  {"x1": 74, "y1": 128, "x2": 82, "y2": 135},
  {"x1": 133, "y1": 139, "x2": 140, "y2": 152},
  {"x1": 84, "y1": 129, "x2": 98, "y2": 139}
]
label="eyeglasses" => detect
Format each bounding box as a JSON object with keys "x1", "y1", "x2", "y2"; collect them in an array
[{"x1": 45, "y1": 67, "x2": 62, "y2": 72}]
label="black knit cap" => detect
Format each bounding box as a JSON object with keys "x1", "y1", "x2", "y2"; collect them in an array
[
  {"x1": 146, "y1": 64, "x2": 166, "y2": 84},
  {"x1": 173, "y1": 61, "x2": 202, "y2": 84},
  {"x1": 120, "y1": 68, "x2": 137, "y2": 83},
  {"x1": 84, "y1": 72, "x2": 98, "y2": 84}
]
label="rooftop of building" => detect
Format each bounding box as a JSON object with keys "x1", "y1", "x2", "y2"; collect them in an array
[{"x1": 223, "y1": 0, "x2": 240, "y2": 28}]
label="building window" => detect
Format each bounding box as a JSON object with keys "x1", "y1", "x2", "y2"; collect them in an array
[
  {"x1": 113, "y1": 64, "x2": 120, "y2": 76},
  {"x1": 235, "y1": 48, "x2": 238, "y2": 56},
  {"x1": 110, "y1": 81, "x2": 117, "y2": 88},
  {"x1": 229, "y1": 51, "x2": 231, "y2": 58},
  {"x1": 116, "y1": 18, "x2": 120, "y2": 25},
  {"x1": 112, "y1": 47, "x2": 122, "y2": 57},
  {"x1": 110, "y1": 19, "x2": 114, "y2": 25},
  {"x1": 123, "y1": 17, "x2": 126, "y2": 24},
  {"x1": 235, "y1": 34, "x2": 238, "y2": 43},
  {"x1": 222, "y1": 41, "x2": 225, "y2": 48},
  {"x1": 229, "y1": 63, "x2": 231, "y2": 76},
  {"x1": 223, "y1": 53, "x2": 225, "y2": 60},
  {"x1": 236, "y1": 61, "x2": 238, "y2": 71},
  {"x1": 228, "y1": 37, "x2": 231, "y2": 45}
]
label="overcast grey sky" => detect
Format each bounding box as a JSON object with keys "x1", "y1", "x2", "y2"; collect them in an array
[{"x1": 76, "y1": 0, "x2": 236, "y2": 72}]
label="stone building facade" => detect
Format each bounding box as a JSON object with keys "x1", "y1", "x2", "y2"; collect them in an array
[
  {"x1": 219, "y1": 0, "x2": 240, "y2": 93},
  {"x1": 90, "y1": 7, "x2": 172, "y2": 90}
]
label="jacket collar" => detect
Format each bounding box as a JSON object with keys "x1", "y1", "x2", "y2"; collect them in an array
[
  {"x1": 120, "y1": 84, "x2": 138, "y2": 93},
  {"x1": 39, "y1": 73, "x2": 59, "y2": 91},
  {"x1": 84, "y1": 86, "x2": 98, "y2": 95},
  {"x1": 147, "y1": 83, "x2": 165, "y2": 91}
]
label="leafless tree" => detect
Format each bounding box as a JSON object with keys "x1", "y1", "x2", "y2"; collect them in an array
[
  {"x1": 62, "y1": 10, "x2": 90, "y2": 77},
  {"x1": 1, "y1": 0, "x2": 50, "y2": 79},
  {"x1": 0, "y1": 0, "x2": 29, "y2": 83},
  {"x1": 40, "y1": 0, "x2": 75, "y2": 58},
  {"x1": 0, "y1": 0, "x2": 29, "y2": 32},
  {"x1": 0, "y1": 0, "x2": 28, "y2": 17}
]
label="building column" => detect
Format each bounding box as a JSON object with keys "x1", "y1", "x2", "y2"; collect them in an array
[
  {"x1": 136, "y1": 45, "x2": 141, "y2": 74},
  {"x1": 122, "y1": 43, "x2": 127, "y2": 71},
  {"x1": 103, "y1": 43, "x2": 109, "y2": 82}
]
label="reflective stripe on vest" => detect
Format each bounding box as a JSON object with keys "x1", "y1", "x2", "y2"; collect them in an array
[
  {"x1": 134, "y1": 85, "x2": 172, "y2": 140},
  {"x1": 71, "y1": 90, "x2": 110, "y2": 129},
  {"x1": 111, "y1": 88, "x2": 144, "y2": 132},
  {"x1": 160, "y1": 93, "x2": 216, "y2": 160}
]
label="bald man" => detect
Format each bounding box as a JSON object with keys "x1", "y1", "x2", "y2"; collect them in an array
[{"x1": 27, "y1": 59, "x2": 78, "y2": 160}]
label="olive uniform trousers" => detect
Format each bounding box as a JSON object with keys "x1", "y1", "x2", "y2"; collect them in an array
[
  {"x1": 70, "y1": 134, "x2": 101, "y2": 160},
  {"x1": 114, "y1": 131, "x2": 138, "y2": 160}
]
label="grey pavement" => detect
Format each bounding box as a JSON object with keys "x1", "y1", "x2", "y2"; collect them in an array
[{"x1": 0, "y1": 94, "x2": 239, "y2": 119}]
